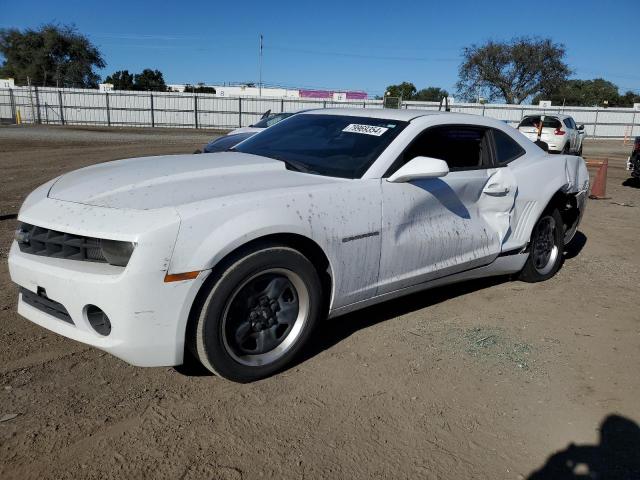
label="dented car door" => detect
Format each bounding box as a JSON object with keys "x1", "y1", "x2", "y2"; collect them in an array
[{"x1": 376, "y1": 125, "x2": 517, "y2": 295}]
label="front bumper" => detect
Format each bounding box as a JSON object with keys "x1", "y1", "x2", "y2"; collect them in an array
[{"x1": 8, "y1": 198, "x2": 208, "y2": 367}]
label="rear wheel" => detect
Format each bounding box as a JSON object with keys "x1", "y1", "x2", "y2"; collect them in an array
[
  {"x1": 518, "y1": 209, "x2": 565, "y2": 282},
  {"x1": 190, "y1": 246, "x2": 323, "y2": 382}
]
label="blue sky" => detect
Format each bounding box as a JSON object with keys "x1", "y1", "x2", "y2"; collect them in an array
[{"x1": 1, "y1": 0, "x2": 637, "y2": 97}]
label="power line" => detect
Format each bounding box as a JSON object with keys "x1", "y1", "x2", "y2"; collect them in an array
[{"x1": 265, "y1": 45, "x2": 458, "y2": 63}]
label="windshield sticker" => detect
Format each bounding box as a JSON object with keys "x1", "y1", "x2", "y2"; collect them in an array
[{"x1": 343, "y1": 124, "x2": 389, "y2": 136}]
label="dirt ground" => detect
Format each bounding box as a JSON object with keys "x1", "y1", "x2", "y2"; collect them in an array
[{"x1": 0, "y1": 125, "x2": 638, "y2": 480}]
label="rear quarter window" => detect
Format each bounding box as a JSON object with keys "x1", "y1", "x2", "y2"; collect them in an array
[{"x1": 493, "y1": 129, "x2": 526, "y2": 165}]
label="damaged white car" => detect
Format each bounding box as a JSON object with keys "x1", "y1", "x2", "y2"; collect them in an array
[{"x1": 9, "y1": 110, "x2": 589, "y2": 382}]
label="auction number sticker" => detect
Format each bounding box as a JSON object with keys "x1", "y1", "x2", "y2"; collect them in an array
[{"x1": 342, "y1": 124, "x2": 389, "y2": 136}]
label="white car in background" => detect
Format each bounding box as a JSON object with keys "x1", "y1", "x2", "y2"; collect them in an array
[
  {"x1": 199, "y1": 111, "x2": 302, "y2": 153},
  {"x1": 227, "y1": 111, "x2": 297, "y2": 135},
  {"x1": 517, "y1": 114, "x2": 585, "y2": 155},
  {"x1": 9, "y1": 110, "x2": 589, "y2": 382}
]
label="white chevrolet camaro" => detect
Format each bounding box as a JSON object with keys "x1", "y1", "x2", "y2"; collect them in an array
[{"x1": 9, "y1": 109, "x2": 589, "y2": 382}]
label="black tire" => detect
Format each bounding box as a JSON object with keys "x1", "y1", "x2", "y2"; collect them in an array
[
  {"x1": 518, "y1": 208, "x2": 565, "y2": 283},
  {"x1": 189, "y1": 246, "x2": 323, "y2": 382},
  {"x1": 561, "y1": 143, "x2": 570, "y2": 155}
]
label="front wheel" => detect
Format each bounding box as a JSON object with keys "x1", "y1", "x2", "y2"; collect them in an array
[
  {"x1": 518, "y1": 209, "x2": 565, "y2": 282},
  {"x1": 189, "y1": 246, "x2": 323, "y2": 382}
]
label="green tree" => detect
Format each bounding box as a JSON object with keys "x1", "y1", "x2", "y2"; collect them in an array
[
  {"x1": 0, "y1": 24, "x2": 105, "y2": 87},
  {"x1": 183, "y1": 83, "x2": 217, "y2": 94},
  {"x1": 385, "y1": 82, "x2": 417, "y2": 100},
  {"x1": 413, "y1": 87, "x2": 449, "y2": 101},
  {"x1": 618, "y1": 90, "x2": 640, "y2": 107},
  {"x1": 456, "y1": 37, "x2": 570, "y2": 104},
  {"x1": 133, "y1": 69, "x2": 167, "y2": 92},
  {"x1": 533, "y1": 78, "x2": 621, "y2": 107},
  {"x1": 104, "y1": 70, "x2": 135, "y2": 90}
]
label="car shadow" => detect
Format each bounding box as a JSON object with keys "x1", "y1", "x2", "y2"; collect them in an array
[
  {"x1": 622, "y1": 178, "x2": 640, "y2": 188},
  {"x1": 295, "y1": 274, "x2": 509, "y2": 368},
  {"x1": 564, "y1": 231, "x2": 587, "y2": 260},
  {"x1": 173, "y1": 275, "x2": 511, "y2": 379},
  {"x1": 0, "y1": 213, "x2": 18, "y2": 221},
  {"x1": 527, "y1": 414, "x2": 640, "y2": 479},
  {"x1": 298, "y1": 231, "x2": 588, "y2": 368},
  {"x1": 411, "y1": 178, "x2": 471, "y2": 219},
  {"x1": 175, "y1": 231, "x2": 588, "y2": 379},
  {"x1": 173, "y1": 349, "x2": 214, "y2": 377}
]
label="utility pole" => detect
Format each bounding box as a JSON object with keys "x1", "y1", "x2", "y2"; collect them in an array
[
  {"x1": 27, "y1": 76, "x2": 36, "y2": 123},
  {"x1": 258, "y1": 34, "x2": 263, "y2": 97}
]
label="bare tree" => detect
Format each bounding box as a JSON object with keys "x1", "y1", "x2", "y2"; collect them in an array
[{"x1": 456, "y1": 37, "x2": 571, "y2": 104}]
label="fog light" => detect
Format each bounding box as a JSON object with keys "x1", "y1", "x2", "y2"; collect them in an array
[{"x1": 86, "y1": 305, "x2": 111, "y2": 336}]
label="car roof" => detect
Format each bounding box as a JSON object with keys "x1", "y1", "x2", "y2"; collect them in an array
[
  {"x1": 304, "y1": 108, "x2": 443, "y2": 121},
  {"x1": 522, "y1": 113, "x2": 572, "y2": 120},
  {"x1": 302, "y1": 108, "x2": 518, "y2": 130}
]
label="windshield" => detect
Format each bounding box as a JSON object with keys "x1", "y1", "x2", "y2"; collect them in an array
[
  {"x1": 252, "y1": 112, "x2": 294, "y2": 128},
  {"x1": 234, "y1": 114, "x2": 408, "y2": 178},
  {"x1": 203, "y1": 132, "x2": 255, "y2": 153}
]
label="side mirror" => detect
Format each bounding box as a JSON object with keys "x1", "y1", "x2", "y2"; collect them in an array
[
  {"x1": 387, "y1": 156, "x2": 449, "y2": 183},
  {"x1": 578, "y1": 124, "x2": 585, "y2": 131}
]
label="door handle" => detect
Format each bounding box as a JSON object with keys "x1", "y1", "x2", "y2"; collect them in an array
[{"x1": 484, "y1": 184, "x2": 510, "y2": 196}]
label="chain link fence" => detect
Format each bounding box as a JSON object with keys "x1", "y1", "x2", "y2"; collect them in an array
[{"x1": 1, "y1": 86, "x2": 638, "y2": 138}]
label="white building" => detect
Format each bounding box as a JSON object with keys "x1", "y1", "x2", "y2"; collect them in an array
[
  {"x1": 167, "y1": 84, "x2": 186, "y2": 93},
  {"x1": 214, "y1": 85, "x2": 300, "y2": 98},
  {"x1": 0, "y1": 78, "x2": 15, "y2": 89},
  {"x1": 160, "y1": 82, "x2": 368, "y2": 100}
]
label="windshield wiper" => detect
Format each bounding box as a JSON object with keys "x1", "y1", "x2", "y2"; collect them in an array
[{"x1": 278, "y1": 159, "x2": 317, "y2": 174}]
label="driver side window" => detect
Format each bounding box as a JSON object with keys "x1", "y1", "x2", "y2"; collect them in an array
[{"x1": 393, "y1": 125, "x2": 493, "y2": 175}]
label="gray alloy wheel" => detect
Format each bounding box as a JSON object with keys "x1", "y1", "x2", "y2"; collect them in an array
[
  {"x1": 530, "y1": 216, "x2": 559, "y2": 276},
  {"x1": 221, "y1": 268, "x2": 310, "y2": 367},
  {"x1": 190, "y1": 245, "x2": 323, "y2": 382},
  {"x1": 518, "y1": 208, "x2": 565, "y2": 283}
]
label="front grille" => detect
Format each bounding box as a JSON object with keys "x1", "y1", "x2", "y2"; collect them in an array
[
  {"x1": 16, "y1": 223, "x2": 107, "y2": 263},
  {"x1": 20, "y1": 288, "x2": 74, "y2": 324}
]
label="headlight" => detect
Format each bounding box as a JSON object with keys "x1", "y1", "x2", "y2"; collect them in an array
[
  {"x1": 100, "y1": 240, "x2": 135, "y2": 267},
  {"x1": 15, "y1": 222, "x2": 135, "y2": 267}
]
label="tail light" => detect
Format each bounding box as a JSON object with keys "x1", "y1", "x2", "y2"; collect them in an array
[{"x1": 554, "y1": 128, "x2": 565, "y2": 136}]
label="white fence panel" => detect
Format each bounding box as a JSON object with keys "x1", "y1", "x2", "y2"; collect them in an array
[{"x1": 1, "y1": 86, "x2": 637, "y2": 138}]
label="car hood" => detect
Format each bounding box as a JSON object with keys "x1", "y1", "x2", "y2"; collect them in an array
[{"x1": 48, "y1": 152, "x2": 340, "y2": 210}]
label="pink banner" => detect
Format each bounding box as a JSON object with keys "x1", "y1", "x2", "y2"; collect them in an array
[
  {"x1": 299, "y1": 89, "x2": 333, "y2": 99},
  {"x1": 299, "y1": 89, "x2": 368, "y2": 100}
]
